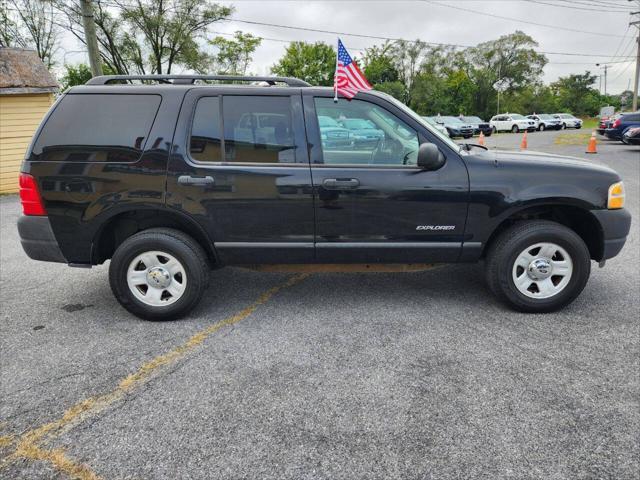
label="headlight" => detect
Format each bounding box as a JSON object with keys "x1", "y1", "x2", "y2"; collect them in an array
[{"x1": 608, "y1": 181, "x2": 625, "y2": 209}]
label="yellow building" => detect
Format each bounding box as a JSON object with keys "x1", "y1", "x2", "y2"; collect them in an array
[{"x1": 0, "y1": 48, "x2": 58, "y2": 194}]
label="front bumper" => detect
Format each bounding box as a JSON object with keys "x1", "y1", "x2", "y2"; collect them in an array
[
  {"x1": 17, "y1": 216, "x2": 67, "y2": 263},
  {"x1": 591, "y1": 208, "x2": 632, "y2": 260}
]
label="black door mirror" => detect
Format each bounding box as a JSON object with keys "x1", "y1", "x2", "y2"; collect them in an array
[{"x1": 417, "y1": 143, "x2": 446, "y2": 171}]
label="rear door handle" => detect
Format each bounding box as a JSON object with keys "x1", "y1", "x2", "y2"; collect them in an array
[
  {"x1": 178, "y1": 175, "x2": 215, "y2": 186},
  {"x1": 322, "y1": 178, "x2": 360, "y2": 189}
]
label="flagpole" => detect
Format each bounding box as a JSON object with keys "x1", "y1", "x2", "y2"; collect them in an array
[{"x1": 334, "y1": 38, "x2": 339, "y2": 103}]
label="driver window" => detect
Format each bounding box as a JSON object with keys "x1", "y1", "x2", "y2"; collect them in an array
[{"x1": 313, "y1": 97, "x2": 420, "y2": 166}]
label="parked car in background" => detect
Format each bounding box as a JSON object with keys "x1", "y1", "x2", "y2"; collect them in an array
[
  {"x1": 605, "y1": 112, "x2": 640, "y2": 140},
  {"x1": 432, "y1": 116, "x2": 474, "y2": 138},
  {"x1": 622, "y1": 126, "x2": 640, "y2": 145},
  {"x1": 338, "y1": 118, "x2": 384, "y2": 148},
  {"x1": 553, "y1": 113, "x2": 583, "y2": 129},
  {"x1": 461, "y1": 116, "x2": 492, "y2": 136},
  {"x1": 598, "y1": 112, "x2": 633, "y2": 135},
  {"x1": 422, "y1": 116, "x2": 450, "y2": 137},
  {"x1": 489, "y1": 113, "x2": 536, "y2": 133},
  {"x1": 527, "y1": 114, "x2": 562, "y2": 131},
  {"x1": 318, "y1": 115, "x2": 352, "y2": 149}
]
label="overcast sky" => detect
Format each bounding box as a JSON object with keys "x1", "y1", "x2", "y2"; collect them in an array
[{"x1": 60, "y1": 0, "x2": 639, "y2": 94}]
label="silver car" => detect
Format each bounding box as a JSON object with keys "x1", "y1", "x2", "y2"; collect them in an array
[{"x1": 527, "y1": 114, "x2": 562, "y2": 131}]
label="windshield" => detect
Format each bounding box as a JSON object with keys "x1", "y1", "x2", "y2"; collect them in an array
[
  {"x1": 511, "y1": 114, "x2": 526, "y2": 120},
  {"x1": 442, "y1": 116, "x2": 465, "y2": 125},
  {"x1": 372, "y1": 92, "x2": 462, "y2": 152},
  {"x1": 463, "y1": 116, "x2": 482, "y2": 123},
  {"x1": 341, "y1": 118, "x2": 373, "y2": 129},
  {"x1": 318, "y1": 115, "x2": 340, "y2": 128}
]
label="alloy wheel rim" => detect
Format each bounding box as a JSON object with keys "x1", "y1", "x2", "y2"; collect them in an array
[
  {"x1": 511, "y1": 242, "x2": 573, "y2": 299},
  {"x1": 126, "y1": 250, "x2": 187, "y2": 307}
]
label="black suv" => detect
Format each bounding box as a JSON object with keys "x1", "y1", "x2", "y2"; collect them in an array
[{"x1": 18, "y1": 75, "x2": 631, "y2": 320}]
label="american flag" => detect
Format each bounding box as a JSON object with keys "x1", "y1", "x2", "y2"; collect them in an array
[{"x1": 334, "y1": 38, "x2": 372, "y2": 100}]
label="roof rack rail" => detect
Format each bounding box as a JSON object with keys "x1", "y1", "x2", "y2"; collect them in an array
[{"x1": 85, "y1": 74, "x2": 311, "y2": 87}]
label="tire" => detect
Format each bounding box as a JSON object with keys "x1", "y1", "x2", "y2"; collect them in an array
[
  {"x1": 485, "y1": 130, "x2": 492, "y2": 137},
  {"x1": 463, "y1": 135, "x2": 472, "y2": 139},
  {"x1": 562, "y1": 123, "x2": 567, "y2": 130},
  {"x1": 511, "y1": 125, "x2": 519, "y2": 133},
  {"x1": 492, "y1": 126, "x2": 497, "y2": 134},
  {"x1": 539, "y1": 124, "x2": 545, "y2": 131},
  {"x1": 576, "y1": 125, "x2": 581, "y2": 129},
  {"x1": 109, "y1": 228, "x2": 210, "y2": 320},
  {"x1": 485, "y1": 220, "x2": 591, "y2": 313}
]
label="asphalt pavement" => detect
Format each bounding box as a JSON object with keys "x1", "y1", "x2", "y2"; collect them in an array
[{"x1": 1, "y1": 128, "x2": 638, "y2": 480}]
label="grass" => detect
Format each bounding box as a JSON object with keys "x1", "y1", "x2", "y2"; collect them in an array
[
  {"x1": 581, "y1": 117, "x2": 599, "y2": 130},
  {"x1": 554, "y1": 132, "x2": 593, "y2": 146}
]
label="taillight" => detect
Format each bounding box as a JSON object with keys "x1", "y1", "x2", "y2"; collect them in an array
[
  {"x1": 613, "y1": 119, "x2": 621, "y2": 128},
  {"x1": 19, "y1": 173, "x2": 47, "y2": 216}
]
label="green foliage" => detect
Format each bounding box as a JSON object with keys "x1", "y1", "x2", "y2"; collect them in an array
[
  {"x1": 55, "y1": 0, "x2": 232, "y2": 74},
  {"x1": 271, "y1": 42, "x2": 336, "y2": 86},
  {"x1": 210, "y1": 31, "x2": 262, "y2": 75},
  {"x1": 550, "y1": 71, "x2": 601, "y2": 116},
  {"x1": 363, "y1": 42, "x2": 399, "y2": 84},
  {"x1": 59, "y1": 63, "x2": 114, "y2": 91}
]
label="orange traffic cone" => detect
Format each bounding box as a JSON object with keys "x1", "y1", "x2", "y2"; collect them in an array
[
  {"x1": 478, "y1": 131, "x2": 485, "y2": 146},
  {"x1": 586, "y1": 131, "x2": 597, "y2": 154},
  {"x1": 520, "y1": 131, "x2": 528, "y2": 150}
]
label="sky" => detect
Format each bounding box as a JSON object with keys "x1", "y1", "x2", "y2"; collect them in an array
[{"x1": 59, "y1": 0, "x2": 640, "y2": 94}]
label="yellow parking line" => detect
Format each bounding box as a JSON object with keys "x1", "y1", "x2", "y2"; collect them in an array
[{"x1": 3, "y1": 273, "x2": 309, "y2": 480}]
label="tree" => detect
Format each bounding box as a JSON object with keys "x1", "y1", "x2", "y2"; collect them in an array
[
  {"x1": 55, "y1": 0, "x2": 232, "y2": 74},
  {"x1": 551, "y1": 71, "x2": 601, "y2": 116},
  {"x1": 1, "y1": 0, "x2": 60, "y2": 68},
  {"x1": 391, "y1": 39, "x2": 427, "y2": 103},
  {"x1": 271, "y1": 42, "x2": 335, "y2": 86},
  {"x1": 362, "y1": 42, "x2": 399, "y2": 85},
  {"x1": 210, "y1": 31, "x2": 261, "y2": 75},
  {"x1": 58, "y1": 62, "x2": 114, "y2": 91},
  {"x1": 465, "y1": 31, "x2": 547, "y2": 119}
]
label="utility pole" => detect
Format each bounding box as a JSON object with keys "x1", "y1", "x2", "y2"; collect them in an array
[
  {"x1": 631, "y1": 1, "x2": 640, "y2": 111},
  {"x1": 80, "y1": 0, "x2": 103, "y2": 77},
  {"x1": 596, "y1": 63, "x2": 609, "y2": 95}
]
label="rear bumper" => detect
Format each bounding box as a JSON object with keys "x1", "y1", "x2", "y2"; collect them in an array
[
  {"x1": 17, "y1": 216, "x2": 66, "y2": 263},
  {"x1": 591, "y1": 208, "x2": 632, "y2": 260}
]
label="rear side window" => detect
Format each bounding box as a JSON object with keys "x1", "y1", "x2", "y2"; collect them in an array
[
  {"x1": 190, "y1": 97, "x2": 222, "y2": 162},
  {"x1": 32, "y1": 94, "x2": 161, "y2": 162},
  {"x1": 223, "y1": 96, "x2": 296, "y2": 164},
  {"x1": 624, "y1": 113, "x2": 640, "y2": 122}
]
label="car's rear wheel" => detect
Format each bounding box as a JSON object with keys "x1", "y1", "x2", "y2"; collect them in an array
[
  {"x1": 511, "y1": 125, "x2": 519, "y2": 133},
  {"x1": 485, "y1": 220, "x2": 591, "y2": 313},
  {"x1": 109, "y1": 228, "x2": 209, "y2": 320}
]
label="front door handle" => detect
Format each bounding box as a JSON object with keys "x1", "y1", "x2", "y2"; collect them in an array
[
  {"x1": 178, "y1": 175, "x2": 215, "y2": 186},
  {"x1": 322, "y1": 178, "x2": 360, "y2": 189}
]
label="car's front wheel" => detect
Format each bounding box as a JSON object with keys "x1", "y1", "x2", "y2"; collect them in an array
[
  {"x1": 492, "y1": 126, "x2": 497, "y2": 134},
  {"x1": 109, "y1": 228, "x2": 210, "y2": 320},
  {"x1": 511, "y1": 125, "x2": 519, "y2": 133},
  {"x1": 561, "y1": 123, "x2": 567, "y2": 129},
  {"x1": 485, "y1": 221, "x2": 591, "y2": 313},
  {"x1": 539, "y1": 123, "x2": 545, "y2": 131}
]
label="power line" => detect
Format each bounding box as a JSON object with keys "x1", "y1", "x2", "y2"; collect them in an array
[
  {"x1": 528, "y1": 0, "x2": 633, "y2": 13},
  {"x1": 225, "y1": 18, "x2": 635, "y2": 57},
  {"x1": 422, "y1": 0, "x2": 627, "y2": 37}
]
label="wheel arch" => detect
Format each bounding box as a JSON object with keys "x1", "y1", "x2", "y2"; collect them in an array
[
  {"x1": 482, "y1": 204, "x2": 605, "y2": 261},
  {"x1": 91, "y1": 207, "x2": 218, "y2": 267}
]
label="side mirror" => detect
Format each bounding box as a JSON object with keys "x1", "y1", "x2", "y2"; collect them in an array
[{"x1": 417, "y1": 143, "x2": 446, "y2": 171}]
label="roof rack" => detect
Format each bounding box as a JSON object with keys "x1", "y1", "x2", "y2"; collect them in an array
[{"x1": 85, "y1": 74, "x2": 311, "y2": 87}]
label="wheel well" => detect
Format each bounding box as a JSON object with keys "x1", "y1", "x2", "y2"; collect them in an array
[
  {"x1": 483, "y1": 205, "x2": 604, "y2": 261},
  {"x1": 92, "y1": 209, "x2": 217, "y2": 267}
]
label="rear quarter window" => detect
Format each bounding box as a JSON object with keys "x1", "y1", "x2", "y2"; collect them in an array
[{"x1": 31, "y1": 94, "x2": 161, "y2": 162}]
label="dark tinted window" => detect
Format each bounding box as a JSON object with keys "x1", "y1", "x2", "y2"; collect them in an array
[
  {"x1": 623, "y1": 113, "x2": 640, "y2": 122},
  {"x1": 32, "y1": 94, "x2": 161, "y2": 162},
  {"x1": 222, "y1": 96, "x2": 296, "y2": 164},
  {"x1": 190, "y1": 97, "x2": 222, "y2": 162}
]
